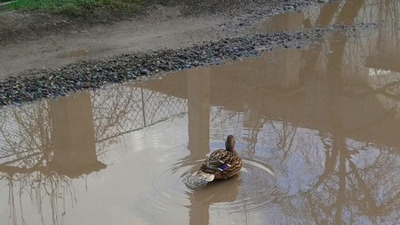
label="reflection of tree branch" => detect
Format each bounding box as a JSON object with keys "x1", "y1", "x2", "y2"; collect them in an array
[
  {"x1": 264, "y1": 1, "x2": 400, "y2": 224},
  {"x1": 299, "y1": 2, "x2": 341, "y2": 84},
  {"x1": 11, "y1": 108, "x2": 45, "y2": 154},
  {"x1": 0, "y1": 128, "x2": 27, "y2": 161},
  {"x1": 0, "y1": 153, "x2": 45, "y2": 176},
  {"x1": 278, "y1": 122, "x2": 296, "y2": 161},
  {"x1": 315, "y1": 135, "x2": 337, "y2": 187},
  {"x1": 0, "y1": 100, "x2": 80, "y2": 225},
  {"x1": 4, "y1": 169, "x2": 75, "y2": 225},
  {"x1": 345, "y1": 80, "x2": 400, "y2": 99},
  {"x1": 0, "y1": 153, "x2": 42, "y2": 168},
  {"x1": 264, "y1": 120, "x2": 297, "y2": 162},
  {"x1": 334, "y1": 139, "x2": 346, "y2": 224},
  {"x1": 348, "y1": 159, "x2": 378, "y2": 212},
  {"x1": 336, "y1": 0, "x2": 367, "y2": 23},
  {"x1": 316, "y1": 2, "x2": 340, "y2": 26},
  {"x1": 92, "y1": 86, "x2": 139, "y2": 143},
  {"x1": 304, "y1": 193, "x2": 323, "y2": 225},
  {"x1": 92, "y1": 85, "x2": 187, "y2": 153},
  {"x1": 8, "y1": 178, "x2": 17, "y2": 225}
]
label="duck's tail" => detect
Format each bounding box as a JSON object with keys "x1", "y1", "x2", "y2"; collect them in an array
[
  {"x1": 193, "y1": 171, "x2": 215, "y2": 182},
  {"x1": 185, "y1": 171, "x2": 215, "y2": 189}
]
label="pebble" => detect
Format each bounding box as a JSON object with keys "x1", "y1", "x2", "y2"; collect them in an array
[{"x1": 140, "y1": 69, "x2": 149, "y2": 75}]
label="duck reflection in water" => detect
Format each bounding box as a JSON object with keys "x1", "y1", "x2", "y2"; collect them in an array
[{"x1": 188, "y1": 175, "x2": 242, "y2": 225}]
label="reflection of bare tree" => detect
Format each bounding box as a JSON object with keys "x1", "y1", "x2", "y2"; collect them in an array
[
  {"x1": 199, "y1": 1, "x2": 400, "y2": 224},
  {"x1": 242, "y1": 104, "x2": 266, "y2": 156},
  {"x1": 269, "y1": 1, "x2": 400, "y2": 223},
  {"x1": 5, "y1": 172, "x2": 75, "y2": 225},
  {"x1": 92, "y1": 84, "x2": 142, "y2": 145},
  {"x1": 0, "y1": 102, "x2": 75, "y2": 225},
  {"x1": 0, "y1": 83, "x2": 189, "y2": 225},
  {"x1": 188, "y1": 2, "x2": 400, "y2": 223},
  {"x1": 0, "y1": 103, "x2": 52, "y2": 170},
  {"x1": 266, "y1": 121, "x2": 297, "y2": 161},
  {"x1": 91, "y1": 83, "x2": 188, "y2": 153},
  {"x1": 316, "y1": 17, "x2": 399, "y2": 222},
  {"x1": 288, "y1": 135, "x2": 400, "y2": 224},
  {"x1": 317, "y1": 2, "x2": 398, "y2": 223}
]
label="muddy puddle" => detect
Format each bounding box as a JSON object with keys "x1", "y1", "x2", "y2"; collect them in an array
[{"x1": 1, "y1": 1, "x2": 400, "y2": 225}]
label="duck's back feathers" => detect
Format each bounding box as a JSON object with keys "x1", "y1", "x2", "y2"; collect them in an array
[{"x1": 198, "y1": 149, "x2": 242, "y2": 180}]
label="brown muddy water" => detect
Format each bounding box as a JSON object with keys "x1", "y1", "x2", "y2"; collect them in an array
[{"x1": 1, "y1": 1, "x2": 400, "y2": 225}]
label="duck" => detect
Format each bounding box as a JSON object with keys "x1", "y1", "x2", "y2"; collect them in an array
[{"x1": 193, "y1": 135, "x2": 242, "y2": 183}]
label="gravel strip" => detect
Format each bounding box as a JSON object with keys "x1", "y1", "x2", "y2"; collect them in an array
[{"x1": 0, "y1": 22, "x2": 381, "y2": 106}]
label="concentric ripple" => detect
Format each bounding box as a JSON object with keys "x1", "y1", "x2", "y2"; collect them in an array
[
  {"x1": 140, "y1": 151, "x2": 198, "y2": 216},
  {"x1": 232, "y1": 157, "x2": 280, "y2": 213},
  {"x1": 141, "y1": 152, "x2": 282, "y2": 217}
]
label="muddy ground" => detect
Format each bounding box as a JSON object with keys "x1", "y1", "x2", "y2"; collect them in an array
[
  {"x1": 0, "y1": 0, "x2": 329, "y2": 77},
  {"x1": 0, "y1": 0, "x2": 359, "y2": 106}
]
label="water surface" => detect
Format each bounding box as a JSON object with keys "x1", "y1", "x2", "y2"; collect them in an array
[{"x1": 1, "y1": 0, "x2": 400, "y2": 224}]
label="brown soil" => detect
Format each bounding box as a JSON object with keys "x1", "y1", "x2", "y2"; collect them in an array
[
  {"x1": 0, "y1": 0, "x2": 320, "y2": 78},
  {"x1": 0, "y1": 5, "x2": 232, "y2": 77}
]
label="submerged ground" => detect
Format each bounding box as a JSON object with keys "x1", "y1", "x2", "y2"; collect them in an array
[{"x1": 1, "y1": 0, "x2": 400, "y2": 225}]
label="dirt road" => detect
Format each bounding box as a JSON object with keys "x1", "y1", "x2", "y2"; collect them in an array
[
  {"x1": 1, "y1": 6, "x2": 236, "y2": 77},
  {"x1": 0, "y1": 0, "x2": 323, "y2": 78}
]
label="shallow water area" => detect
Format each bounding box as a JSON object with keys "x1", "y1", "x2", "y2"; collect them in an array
[{"x1": 1, "y1": 0, "x2": 400, "y2": 225}]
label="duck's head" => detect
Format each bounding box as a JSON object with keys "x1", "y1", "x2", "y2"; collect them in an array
[{"x1": 225, "y1": 135, "x2": 236, "y2": 151}]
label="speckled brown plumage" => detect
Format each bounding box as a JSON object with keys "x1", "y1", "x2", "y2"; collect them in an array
[{"x1": 198, "y1": 135, "x2": 242, "y2": 180}]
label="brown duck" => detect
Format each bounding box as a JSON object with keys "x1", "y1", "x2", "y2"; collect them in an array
[{"x1": 193, "y1": 135, "x2": 242, "y2": 182}]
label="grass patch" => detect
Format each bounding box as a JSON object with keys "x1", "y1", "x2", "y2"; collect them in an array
[{"x1": 9, "y1": 0, "x2": 143, "y2": 15}]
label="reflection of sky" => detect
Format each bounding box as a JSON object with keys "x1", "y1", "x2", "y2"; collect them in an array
[
  {"x1": 213, "y1": 114, "x2": 329, "y2": 195},
  {"x1": 209, "y1": 141, "x2": 247, "y2": 151},
  {"x1": 67, "y1": 117, "x2": 191, "y2": 225},
  {"x1": 346, "y1": 138, "x2": 381, "y2": 169},
  {"x1": 217, "y1": 113, "x2": 400, "y2": 224},
  {"x1": 211, "y1": 103, "x2": 400, "y2": 225},
  {"x1": 1, "y1": 105, "x2": 400, "y2": 225},
  {"x1": 252, "y1": 123, "x2": 327, "y2": 195}
]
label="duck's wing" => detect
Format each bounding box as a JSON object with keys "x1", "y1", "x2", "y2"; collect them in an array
[
  {"x1": 222, "y1": 152, "x2": 242, "y2": 175},
  {"x1": 197, "y1": 150, "x2": 242, "y2": 181},
  {"x1": 204, "y1": 150, "x2": 226, "y2": 170}
]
